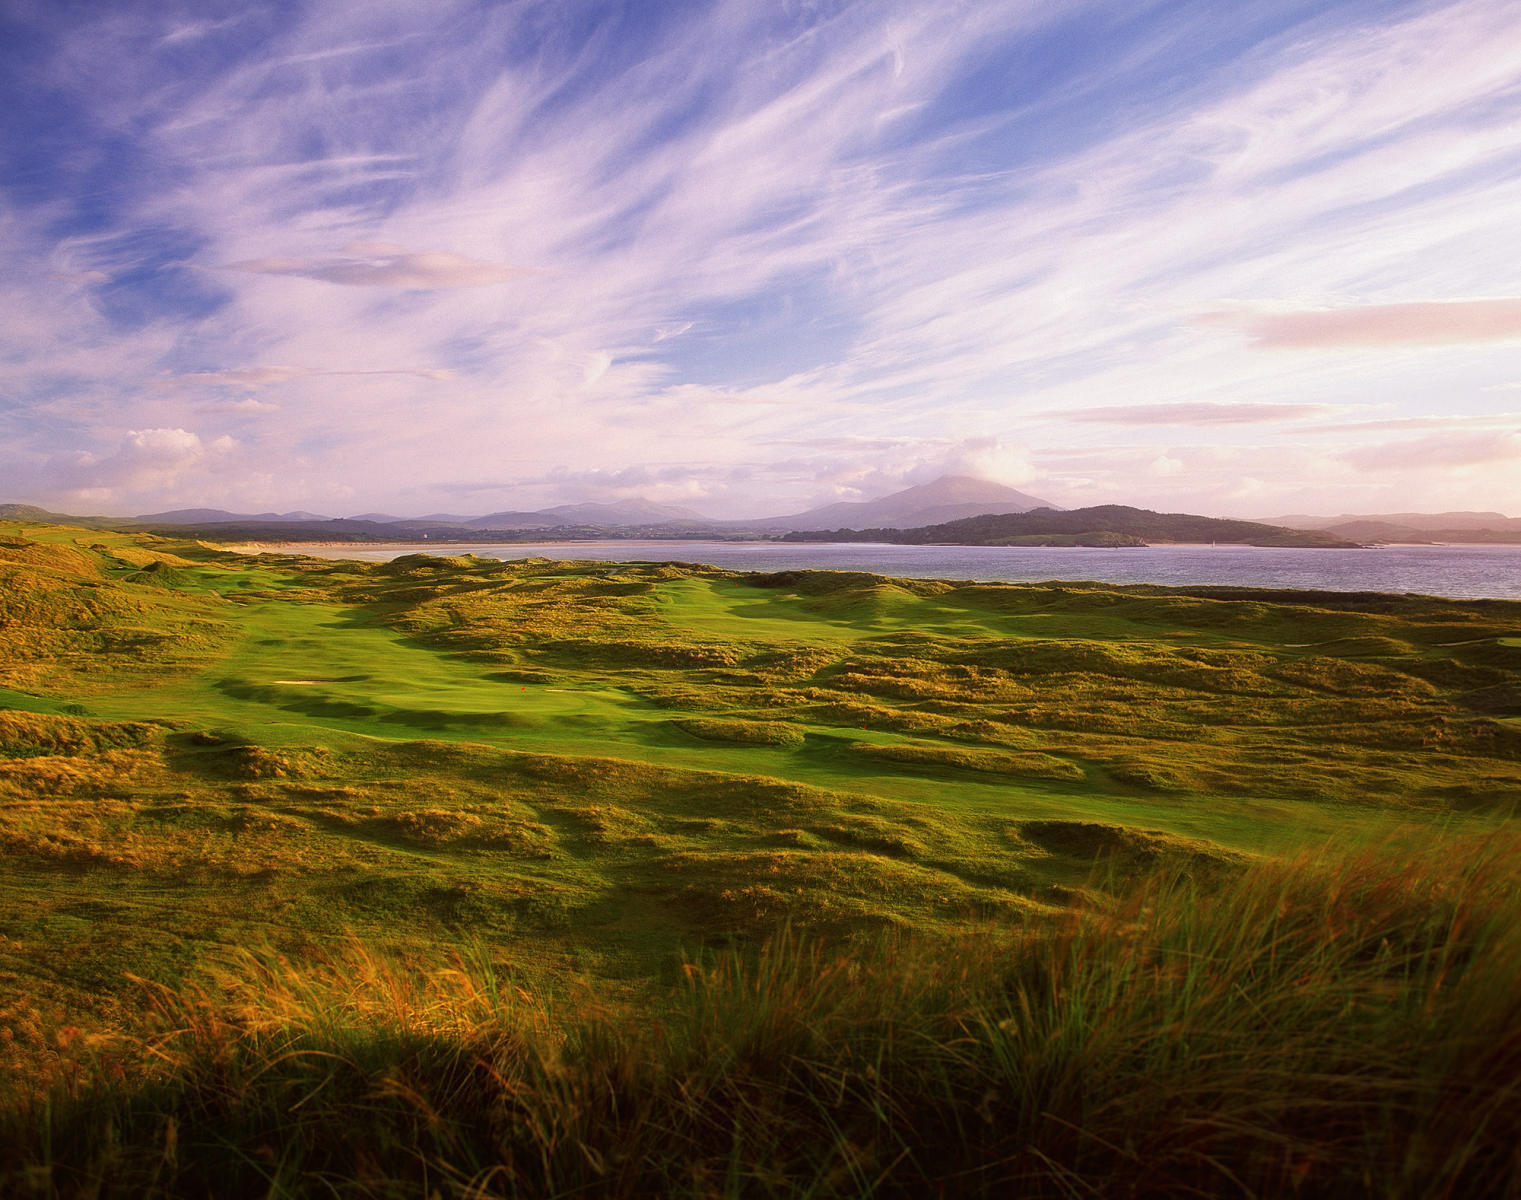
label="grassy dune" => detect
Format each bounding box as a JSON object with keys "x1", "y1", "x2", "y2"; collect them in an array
[
  {"x1": 6, "y1": 839, "x2": 1520, "y2": 1197},
  {"x1": 1, "y1": 519, "x2": 1519, "y2": 1195}
]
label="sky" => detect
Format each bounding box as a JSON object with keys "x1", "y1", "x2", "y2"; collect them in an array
[{"x1": 3, "y1": 0, "x2": 1521, "y2": 520}]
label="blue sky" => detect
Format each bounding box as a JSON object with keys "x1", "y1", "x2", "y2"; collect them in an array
[{"x1": 3, "y1": 0, "x2": 1520, "y2": 518}]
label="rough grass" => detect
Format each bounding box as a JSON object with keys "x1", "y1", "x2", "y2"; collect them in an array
[
  {"x1": 672, "y1": 716, "x2": 806, "y2": 747},
  {"x1": 1, "y1": 520, "x2": 1519, "y2": 1194},
  {"x1": 852, "y1": 740, "x2": 1085, "y2": 782},
  {"x1": 3, "y1": 835, "x2": 1519, "y2": 1198}
]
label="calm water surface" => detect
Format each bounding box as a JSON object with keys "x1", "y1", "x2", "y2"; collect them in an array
[{"x1": 285, "y1": 540, "x2": 1521, "y2": 601}]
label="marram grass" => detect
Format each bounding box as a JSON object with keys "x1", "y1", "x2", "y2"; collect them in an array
[{"x1": 4, "y1": 834, "x2": 1520, "y2": 1199}]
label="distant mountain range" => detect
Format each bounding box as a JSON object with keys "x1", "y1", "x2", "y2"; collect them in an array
[
  {"x1": 136, "y1": 507, "x2": 333, "y2": 524},
  {"x1": 1259, "y1": 511, "x2": 1521, "y2": 544},
  {"x1": 4, "y1": 483, "x2": 1514, "y2": 547},
  {"x1": 0, "y1": 476, "x2": 1055, "y2": 540}
]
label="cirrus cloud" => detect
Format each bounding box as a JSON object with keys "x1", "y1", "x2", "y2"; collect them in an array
[
  {"x1": 6, "y1": 0, "x2": 1521, "y2": 519},
  {"x1": 224, "y1": 243, "x2": 532, "y2": 289},
  {"x1": 1055, "y1": 402, "x2": 1335, "y2": 425},
  {"x1": 158, "y1": 364, "x2": 462, "y2": 391},
  {"x1": 1218, "y1": 300, "x2": 1521, "y2": 349}
]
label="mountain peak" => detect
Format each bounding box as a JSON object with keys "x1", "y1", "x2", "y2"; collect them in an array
[
  {"x1": 539, "y1": 498, "x2": 706, "y2": 524},
  {"x1": 132, "y1": 507, "x2": 333, "y2": 524},
  {"x1": 889, "y1": 474, "x2": 1048, "y2": 503},
  {"x1": 751, "y1": 475, "x2": 1057, "y2": 531}
]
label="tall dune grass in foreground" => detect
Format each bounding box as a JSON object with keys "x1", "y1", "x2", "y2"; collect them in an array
[{"x1": 5, "y1": 834, "x2": 1520, "y2": 1198}]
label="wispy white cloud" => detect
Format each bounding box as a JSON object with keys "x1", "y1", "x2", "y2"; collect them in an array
[
  {"x1": 157, "y1": 364, "x2": 461, "y2": 390},
  {"x1": 1341, "y1": 430, "x2": 1521, "y2": 471},
  {"x1": 1312, "y1": 412, "x2": 1521, "y2": 434},
  {"x1": 159, "y1": 15, "x2": 250, "y2": 47},
  {"x1": 1057, "y1": 403, "x2": 1336, "y2": 425},
  {"x1": 1211, "y1": 300, "x2": 1521, "y2": 348},
  {"x1": 224, "y1": 244, "x2": 532, "y2": 288}
]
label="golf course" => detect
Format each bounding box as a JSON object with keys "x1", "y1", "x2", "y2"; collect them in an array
[{"x1": 2, "y1": 518, "x2": 1519, "y2": 1196}]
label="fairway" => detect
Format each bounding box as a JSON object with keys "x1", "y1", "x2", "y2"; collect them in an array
[
  {"x1": 86, "y1": 597, "x2": 649, "y2": 746},
  {"x1": 49, "y1": 544, "x2": 1483, "y2": 857}
]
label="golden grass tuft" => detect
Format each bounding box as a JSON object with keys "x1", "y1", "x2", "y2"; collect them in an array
[{"x1": 4, "y1": 836, "x2": 1520, "y2": 1197}]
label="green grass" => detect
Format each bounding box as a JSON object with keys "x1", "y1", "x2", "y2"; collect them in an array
[
  {"x1": 1, "y1": 519, "x2": 1519, "y2": 1195},
  {"x1": 85, "y1": 597, "x2": 649, "y2": 745}
]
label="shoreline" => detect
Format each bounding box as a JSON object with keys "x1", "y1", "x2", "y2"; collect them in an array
[
  {"x1": 226, "y1": 538, "x2": 1497, "y2": 554},
  {"x1": 213, "y1": 539, "x2": 1521, "y2": 602}
]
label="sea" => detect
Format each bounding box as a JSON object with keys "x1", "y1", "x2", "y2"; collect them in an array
[{"x1": 280, "y1": 540, "x2": 1521, "y2": 602}]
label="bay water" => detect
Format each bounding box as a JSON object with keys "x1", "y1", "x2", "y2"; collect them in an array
[{"x1": 282, "y1": 540, "x2": 1521, "y2": 601}]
